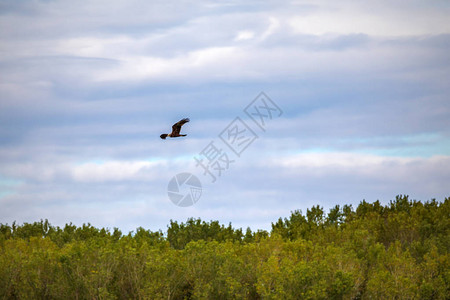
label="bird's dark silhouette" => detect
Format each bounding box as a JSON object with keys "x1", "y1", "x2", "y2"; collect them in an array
[{"x1": 160, "y1": 118, "x2": 190, "y2": 139}]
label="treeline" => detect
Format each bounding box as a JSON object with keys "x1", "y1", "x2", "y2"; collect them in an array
[{"x1": 0, "y1": 195, "x2": 448, "y2": 299}]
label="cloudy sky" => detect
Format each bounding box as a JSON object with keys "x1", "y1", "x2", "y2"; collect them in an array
[{"x1": 1, "y1": 0, "x2": 449, "y2": 233}]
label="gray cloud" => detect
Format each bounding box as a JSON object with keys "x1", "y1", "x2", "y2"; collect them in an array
[
  {"x1": 1, "y1": 150, "x2": 449, "y2": 233},
  {"x1": 1, "y1": 0, "x2": 449, "y2": 232}
]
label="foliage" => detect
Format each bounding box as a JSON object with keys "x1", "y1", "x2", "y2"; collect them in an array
[{"x1": 0, "y1": 195, "x2": 448, "y2": 299}]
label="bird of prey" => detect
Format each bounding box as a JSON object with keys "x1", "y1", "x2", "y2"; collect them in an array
[{"x1": 160, "y1": 118, "x2": 190, "y2": 139}]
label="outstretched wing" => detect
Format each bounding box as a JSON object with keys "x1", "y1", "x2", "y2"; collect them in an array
[{"x1": 171, "y1": 118, "x2": 190, "y2": 135}]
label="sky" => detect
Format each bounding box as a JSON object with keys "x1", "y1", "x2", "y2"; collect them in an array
[{"x1": 1, "y1": 0, "x2": 449, "y2": 233}]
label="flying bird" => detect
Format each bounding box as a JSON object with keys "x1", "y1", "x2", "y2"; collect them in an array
[{"x1": 160, "y1": 118, "x2": 190, "y2": 139}]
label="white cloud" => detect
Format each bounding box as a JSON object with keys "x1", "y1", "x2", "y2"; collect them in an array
[
  {"x1": 2, "y1": 1, "x2": 448, "y2": 86},
  {"x1": 235, "y1": 30, "x2": 255, "y2": 41},
  {"x1": 260, "y1": 17, "x2": 280, "y2": 40},
  {"x1": 288, "y1": 1, "x2": 450, "y2": 36},
  {"x1": 71, "y1": 160, "x2": 165, "y2": 182},
  {"x1": 94, "y1": 46, "x2": 248, "y2": 82},
  {"x1": 1, "y1": 152, "x2": 449, "y2": 232}
]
